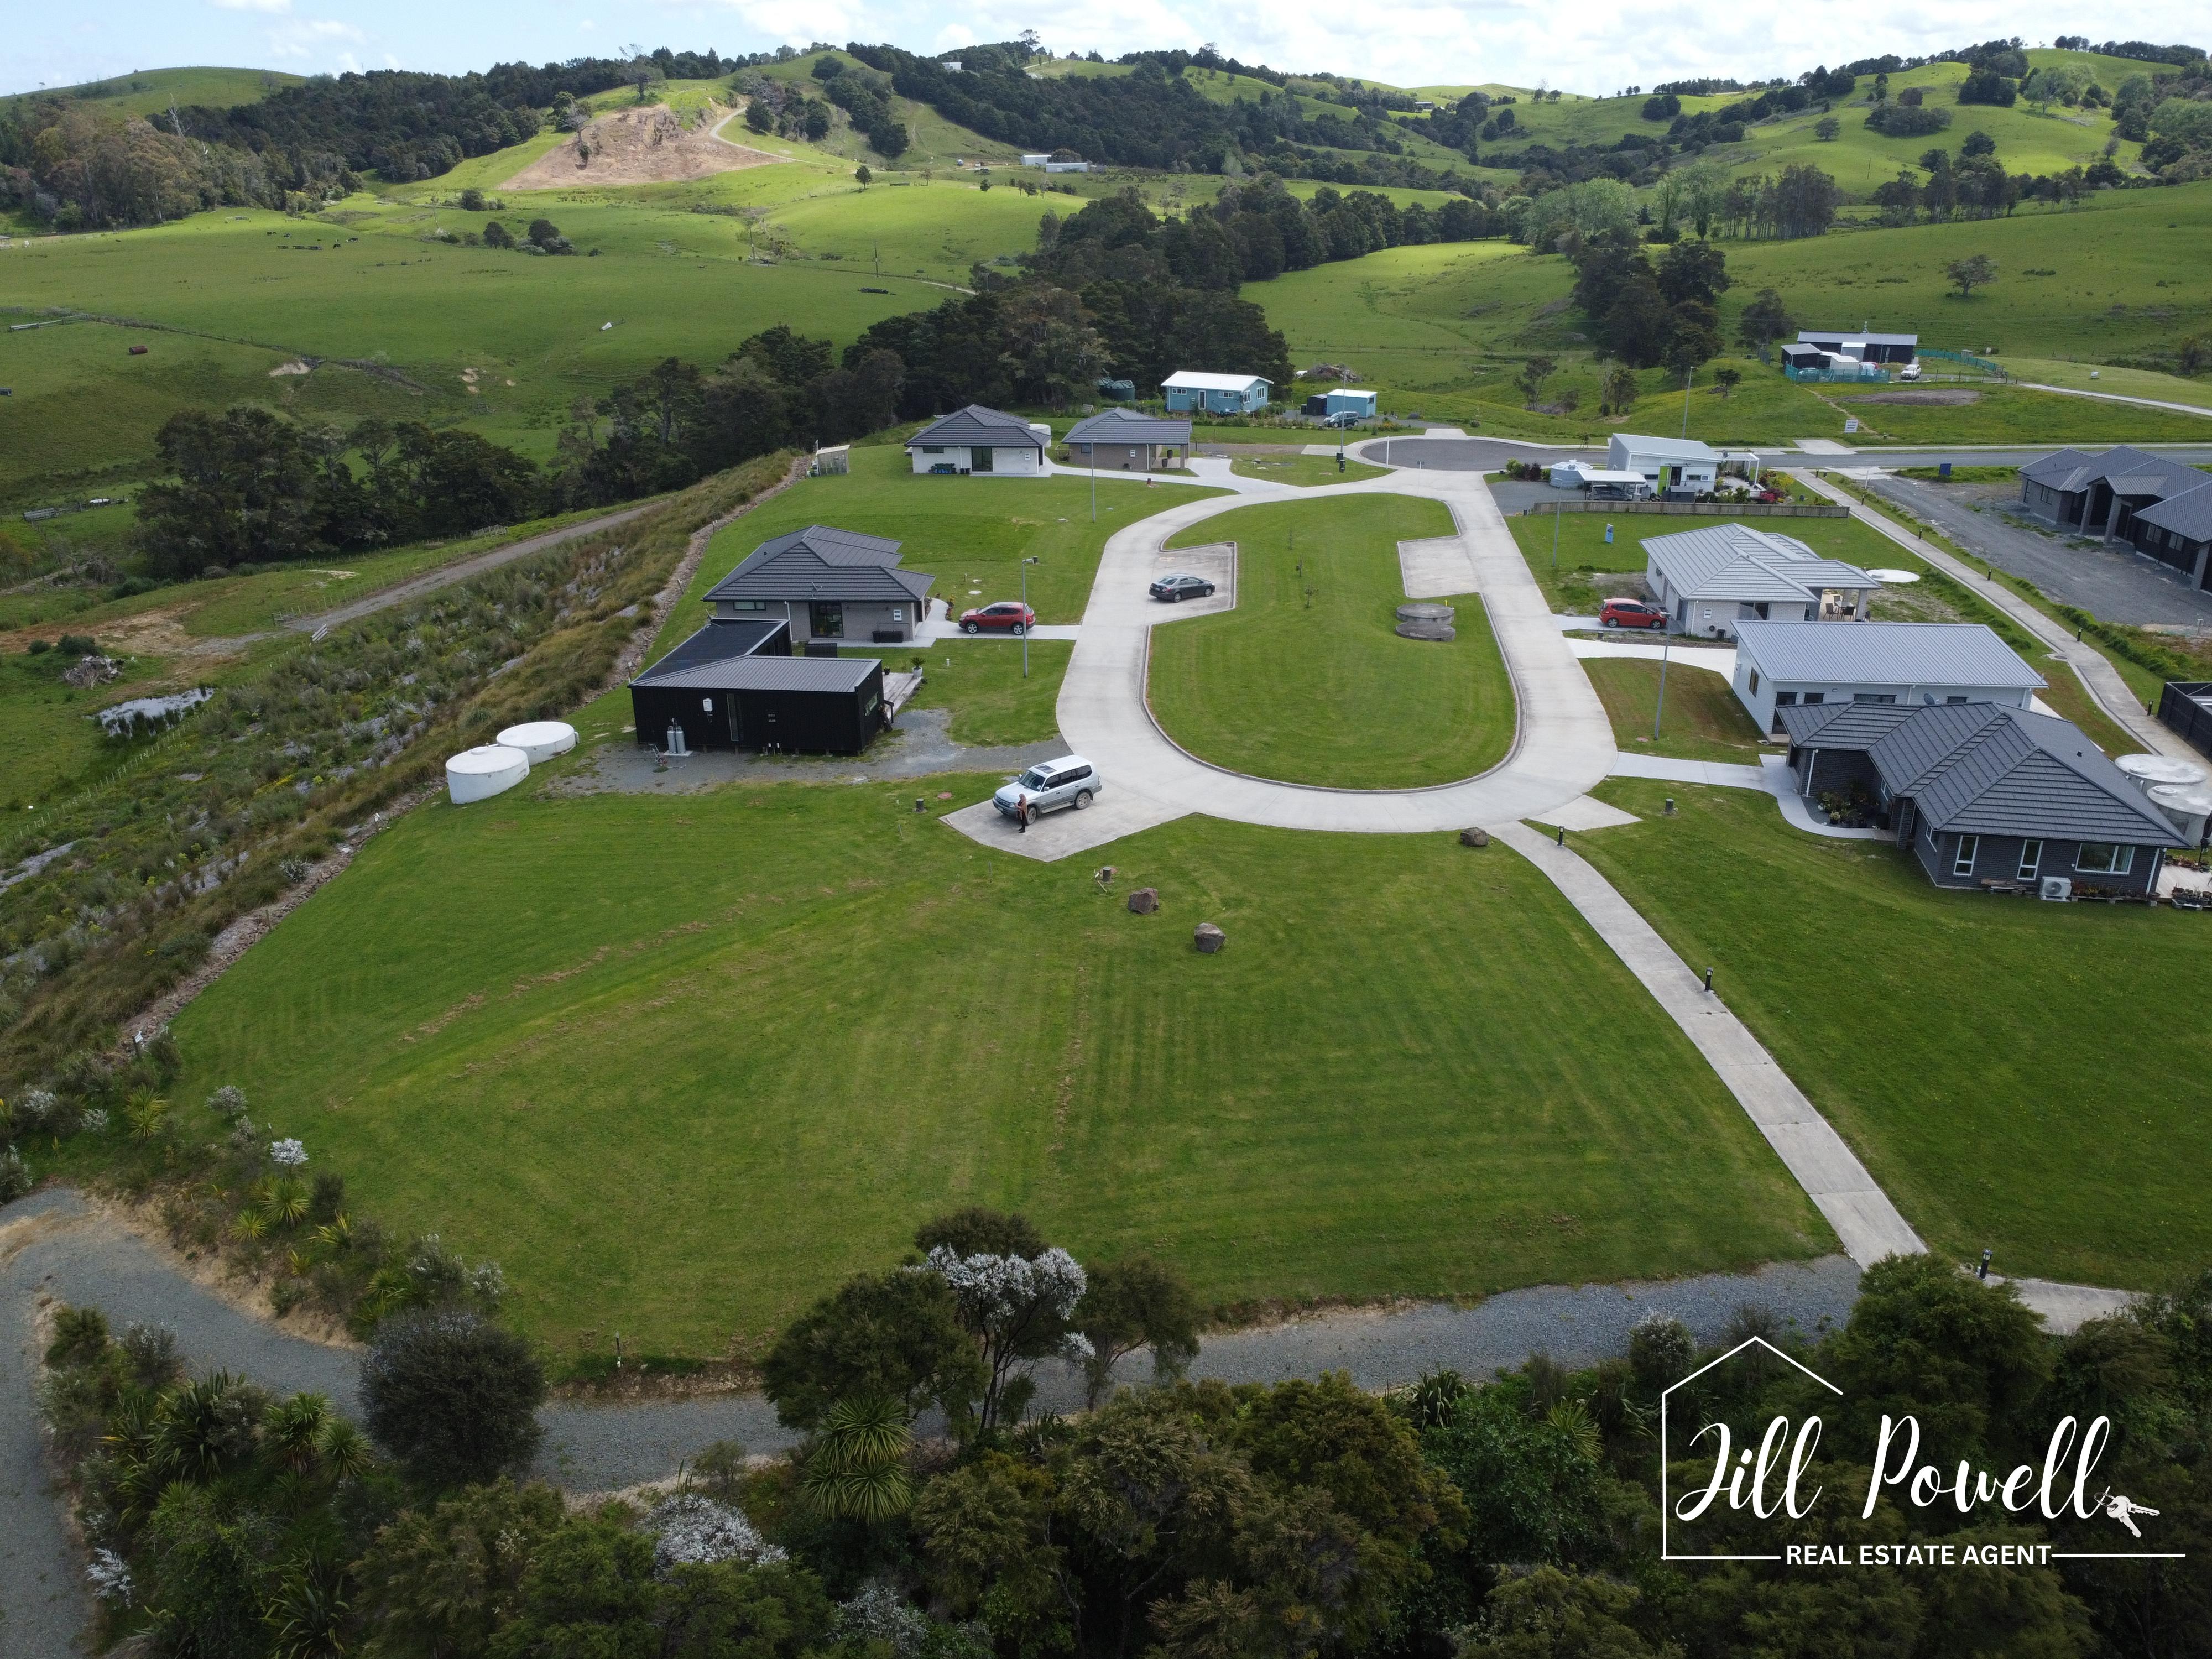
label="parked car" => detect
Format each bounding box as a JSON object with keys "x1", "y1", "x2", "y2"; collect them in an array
[
  {"x1": 1319, "y1": 411, "x2": 1361, "y2": 429},
  {"x1": 1150, "y1": 573, "x2": 1217, "y2": 602},
  {"x1": 1898, "y1": 359, "x2": 1923, "y2": 382},
  {"x1": 1599, "y1": 597, "x2": 1668, "y2": 630},
  {"x1": 992, "y1": 755, "x2": 1101, "y2": 823},
  {"x1": 960, "y1": 601, "x2": 1036, "y2": 634}
]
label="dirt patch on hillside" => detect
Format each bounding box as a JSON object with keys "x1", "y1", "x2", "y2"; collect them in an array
[
  {"x1": 503, "y1": 103, "x2": 782, "y2": 190},
  {"x1": 1845, "y1": 388, "x2": 1984, "y2": 406}
]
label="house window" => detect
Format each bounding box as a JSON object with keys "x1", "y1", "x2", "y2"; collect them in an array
[
  {"x1": 727, "y1": 600, "x2": 766, "y2": 612},
  {"x1": 1854, "y1": 692, "x2": 1897, "y2": 705},
  {"x1": 1748, "y1": 669, "x2": 1761, "y2": 694},
  {"x1": 1803, "y1": 692, "x2": 1825, "y2": 705},
  {"x1": 1945, "y1": 695, "x2": 1969, "y2": 705},
  {"x1": 2018, "y1": 840, "x2": 2042, "y2": 880},
  {"x1": 922, "y1": 446, "x2": 943, "y2": 454},
  {"x1": 1953, "y1": 835, "x2": 1979, "y2": 877},
  {"x1": 972, "y1": 446, "x2": 993, "y2": 473},
  {"x1": 1775, "y1": 691, "x2": 1797, "y2": 706},
  {"x1": 2075, "y1": 843, "x2": 2136, "y2": 875}
]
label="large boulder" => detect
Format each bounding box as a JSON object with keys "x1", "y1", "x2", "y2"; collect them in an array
[
  {"x1": 1128, "y1": 887, "x2": 1159, "y2": 915},
  {"x1": 1194, "y1": 922, "x2": 1225, "y2": 954},
  {"x1": 1459, "y1": 827, "x2": 1490, "y2": 848}
]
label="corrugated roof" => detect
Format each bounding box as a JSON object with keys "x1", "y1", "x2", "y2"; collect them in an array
[
  {"x1": 1783, "y1": 701, "x2": 2183, "y2": 846},
  {"x1": 1161, "y1": 370, "x2": 1271, "y2": 392},
  {"x1": 1642, "y1": 524, "x2": 1877, "y2": 603},
  {"x1": 906, "y1": 404, "x2": 1046, "y2": 449},
  {"x1": 633, "y1": 654, "x2": 881, "y2": 693},
  {"x1": 2137, "y1": 479, "x2": 2212, "y2": 541},
  {"x1": 703, "y1": 525, "x2": 933, "y2": 607},
  {"x1": 632, "y1": 619, "x2": 785, "y2": 680},
  {"x1": 1612, "y1": 433, "x2": 1721, "y2": 463},
  {"x1": 1734, "y1": 621, "x2": 2044, "y2": 688},
  {"x1": 1798, "y1": 330, "x2": 1918, "y2": 347},
  {"x1": 1065, "y1": 408, "x2": 1193, "y2": 446}
]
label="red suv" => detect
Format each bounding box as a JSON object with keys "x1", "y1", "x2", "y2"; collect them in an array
[
  {"x1": 959, "y1": 602, "x2": 1036, "y2": 635},
  {"x1": 1599, "y1": 597, "x2": 1668, "y2": 630}
]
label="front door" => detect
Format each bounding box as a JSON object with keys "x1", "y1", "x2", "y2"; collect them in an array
[
  {"x1": 971, "y1": 445, "x2": 993, "y2": 473},
  {"x1": 810, "y1": 601, "x2": 843, "y2": 639},
  {"x1": 726, "y1": 693, "x2": 744, "y2": 747}
]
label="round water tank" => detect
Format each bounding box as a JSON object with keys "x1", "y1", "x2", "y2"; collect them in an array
[
  {"x1": 2115, "y1": 753, "x2": 2208, "y2": 795},
  {"x1": 2147, "y1": 784, "x2": 2212, "y2": 847},
  {"x1": 497, "y1": 721, "x2": 578, "y2": 764},
  {"x1": 446, "y1": 744, "x2": 529, "y2": 805}
]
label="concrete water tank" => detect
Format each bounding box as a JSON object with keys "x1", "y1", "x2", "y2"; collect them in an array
[
  {"x1": 2147, "y1": 784, "x2": 2212, "y2": 846},
  {"x1": 445, "y1": 744, "x2": 529, "y2": 805},
  {"x1": 496, "y1": 721, "x2": 578, "y2": 764},
  {"x1": 2115, "y1": 753, "x2": 2207, "y2": 795}
]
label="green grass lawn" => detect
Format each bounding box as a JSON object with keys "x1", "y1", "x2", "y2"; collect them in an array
[
  {"x1": 1150, "y1": 495, "x2": 1514, "y2": 788},
  {"x1": 1827, "y1": 385, "x2": 2212, "y2": 445},
  {"x1": 1579, "y1": 776, "x2": 2212, "y2": 1291},
  {"x1": 169, "y1": 774, "x2": 1828, "y2": 1355},
  {"x1": 1584, "y1": 658, "x2": 1767, "y2": 764},
  {"x1": 844, "y1": 639, "x2": 1069, "y2": 747},
  {"x1": 666, "y1": 443, "x2": 1220, "y2": 636},
  {"x1": 1998, "y1": 358, "x2": 2212, "y2": 406},
  {"x1": 1228, "y1": 455, "x2": 1390, "y2": 486}
]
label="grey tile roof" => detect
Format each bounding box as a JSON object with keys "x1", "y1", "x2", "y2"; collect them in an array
[
  {"x1": 1783, "y1": 701, "x2": 2183, "y2": 846},
  {"x1": 632, "y1": 619, "x2": 784, "y2": 681},
  {"x1": 1065, "y1": 408, "x2": 1192, "y2": 446},
  {"x1": 633, "y1": 654, "x2": 881, "y2": 693},
  {"x1": 2137, "y1": 478, "x2": 2212, "y2": 541},
  {"x1": 1734, "y1": 621, "x2": 2045, "y2": 689},
  {"x1": 1642, "y1": 524, "x2": 1877, "y2": 603},
  {"x1": 906, "y1": 404, "x2": 1046, "y2": 449},
  {"x1": 703, "y1": 525, "x2": 934, "y2": 606},
  {"x1": 2019, "y1": 447, "x2": 2102, "y2": 493},
  {"x1": 2018, "y1": 445, "x2": 2205, "y2": 502}
]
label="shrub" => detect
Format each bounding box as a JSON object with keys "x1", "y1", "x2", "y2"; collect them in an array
[
  {"x1": 56, "y1": 633, "x2": 97, "y2": 655},
  {"x1": 360, "y1": 1307, "x2": 545, "y2": 1485},
  {"x1": 1627, "y1": 1311, "x2": 1693, "y2": 1397},
  {"x1": 0, "y1": 1145, "x2": 33, "y2": 1203}
]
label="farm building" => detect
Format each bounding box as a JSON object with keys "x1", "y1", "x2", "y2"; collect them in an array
[
  {"x1": 1161, "y1": 371, "x2": 1272, "y2": 415},
  {"x1": 1776, "y1": 700, "x2": 2183, "y2": 893},
  {"x1": 1779, "y1": 343, "x2": 1887, "y2": 381},
  {"x1": 1608, "y1": 434, "x2": 1720, "y2": 497},
  {"x1": 1642, "y1": 524, "x2": 1879, "y2": 639},
  {"x1": 2020, "y1": 446, "x2": 2212, "y2": 586},
  {"x1": 629, "y1": 617, "x2": 889, "y2": 756},
  {"x1": 906, "y1": 405, "x2": 1052, "y2": 476},
  {"x1": 1730, "y1": 619, "x2": 2044, "y2": 733},
  {"x1": 1064, "y1": 408, "x2": 1191, "y2": 471},
  {"x1": 704, "y1": 525, "x2": 934, "y2": 645},
  {"x1": 1796, "y1": 328, "x2": 1919, "y2": 365}
]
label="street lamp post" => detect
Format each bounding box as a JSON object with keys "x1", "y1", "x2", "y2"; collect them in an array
[
  {"x1": 1020, "y1": 556, "x2": 1040, "y2": 679},
  {"x1": 1551, "y1": 502, "x2": 1563, "y2": 576},
  {"x1": 1653, "y1": 627, "x2": 1672, "y2": 742}
]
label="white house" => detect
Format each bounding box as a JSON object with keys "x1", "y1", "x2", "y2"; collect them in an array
[
  {"x1": 1550, "y1": 460, "x2": 1652, "y2": 494},
  {"x1": 904, "y1": 405, "x2": 1051, "y2": 475},
  {"x1": 1608, "y1": 433, "x2": 1720, "y2": 497},
  {"x1": 1730, "y1": 620, "x2": 2046, "y2": 734},
  {"x1": 1642, "y1": 524, "x2": 1881, "y2": 639},
  {"x1": 1019, "y1": 153, "x2": 1052, "y2": 166},
  {"x1": 1161, "y1": 371, "x2": 1272, "y2": 415}
]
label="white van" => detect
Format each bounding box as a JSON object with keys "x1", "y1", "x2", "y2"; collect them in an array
[{"x1": 1897, "y1": 359, "x2": 1923, "y2": 382}]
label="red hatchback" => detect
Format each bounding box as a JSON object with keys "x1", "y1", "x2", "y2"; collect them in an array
[
  {"x1": 1599, "y1": 597, "x2": 1668, "y2": 630},
  {"x1": 960, "y1": 602, "x2": 1036, "y2": 635}
]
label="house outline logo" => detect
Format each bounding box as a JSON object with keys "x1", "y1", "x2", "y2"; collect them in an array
[
  {"x1": 1660, "y1": 1335, "x2": 1840, "y2": 1562},
  {"x1": 1659, "y1": 1334, "x2": 2184, "y2": 1566}
]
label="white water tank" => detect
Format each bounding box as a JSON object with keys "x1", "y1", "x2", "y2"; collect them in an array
[
  {"x1": 2147, "y1": 784, "x2": 2212, "y2": 846},
  {"x1": 445, "y1": 744, "x2": 529, "y2": 805},
  {"x1": 497, "y1": 721, "x2": 578, "y2": 764},
  {"x1": 2115, "y1": 753, "x2": 2207, "y2": 795}
]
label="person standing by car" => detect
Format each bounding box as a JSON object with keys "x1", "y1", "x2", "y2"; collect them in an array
[{"x1": 1015, "y1": 791, "x2": 1028, "y2": 833}]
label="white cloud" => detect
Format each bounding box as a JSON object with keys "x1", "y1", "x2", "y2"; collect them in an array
[
  {"x1": 266, "y1": 17, "x2": 367, "y2": 60},
  {"x1": 208, "y1": 0, "x2": 291, "y2": 13}
]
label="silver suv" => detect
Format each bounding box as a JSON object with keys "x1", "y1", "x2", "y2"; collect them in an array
[{"x1": 993, "y1": 755, "x2": 1101, "y2": 823}]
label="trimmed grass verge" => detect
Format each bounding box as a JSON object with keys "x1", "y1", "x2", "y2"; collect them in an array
[
  {"x1": 1151, "y1": 495, "x2": 1514, "y2": 789},
  {"x1": 1229, "y1": 455, "x2": 1390, "y2": 487},
  {"x1": 1584, "y1": 658, "x2": 1767, "y2": 765}
]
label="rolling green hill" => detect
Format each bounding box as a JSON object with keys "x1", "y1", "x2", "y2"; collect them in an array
[{"x1": 3, "y1": 65, "x2": 301, "y2": 116}]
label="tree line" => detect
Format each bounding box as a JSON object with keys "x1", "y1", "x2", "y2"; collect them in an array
[{"x1": 39, "y1": 1194, "x2": 2212, "y2": 1657}]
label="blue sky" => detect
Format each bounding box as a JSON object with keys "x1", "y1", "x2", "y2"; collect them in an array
[{"x1": 10, "y1": 1, "x2": 2207, "y2": 100}]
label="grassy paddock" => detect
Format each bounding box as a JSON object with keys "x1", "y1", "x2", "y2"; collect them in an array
[
  {"x1": 1151, "y1": 494, "x2": 1515, "y2": 789},
  {"x1": 170, "y1": 776, "x2": 1828, "y2": 1354},
  {"x1": 1580, "y1": 777, "x2": 2212, "y2": 1291}
]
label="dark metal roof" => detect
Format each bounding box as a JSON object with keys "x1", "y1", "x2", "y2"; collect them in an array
[
  {"x1": 633, "y1": 654, "x2": 883, "y2": 693},
  {"x1": 2018, "y1": 445, "x2": 2205, "y2": 502},
  {"x1": 1798, "y1": 330, "x2": 1917, "y2": 347},
  {"x1": 631, "y1": 618, "x2": 785, "y2": 684},
  {"x1": 702, "y1": 525, "x2": 933, "y2": 606},
  {"x1": 1782, "y1": 701, "x2": 2184, "y2": 845},
  {"x1": 906, "y1": 404, "x2": 1046, "y2": 449},
  {"x1": 1065, "y1": 408, "x2": 1192, "y2": 446},
  {"x1": 2136, "y1": 478, "x2": 2212, "y2": 542}
]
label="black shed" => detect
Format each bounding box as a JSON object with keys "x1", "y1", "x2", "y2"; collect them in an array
[{"x1": 630, "y1": 618, "x2": 887, "y2": 755}]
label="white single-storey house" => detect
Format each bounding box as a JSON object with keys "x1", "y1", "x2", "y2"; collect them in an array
[
  {"x1": 1731, "y1": 620, "x2": 2045, "y2": 734},
  {"x1": 1019, "y1": 153, "x2": 1052, "y2": 166},
  {"x1": 1644, "y1": 524, "x2": 1881, "y2": 639},
  {"x1": 1608, "y1": 433, "x2": 1720, "y2": 497},
  {"x1": 1161, "y1": 371, "x2": 1272, "y2": 415},
  {"x1": 905, "y1": 404, "x2": 1052, "y2": 476}
]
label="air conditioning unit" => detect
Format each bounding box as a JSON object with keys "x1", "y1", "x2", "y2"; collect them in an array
[{"x1": 2039, "y1": 877, "x2": 2072, "y2": 902}]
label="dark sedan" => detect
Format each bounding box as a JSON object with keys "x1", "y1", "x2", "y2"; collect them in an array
[{"x1": 1149, "y1": 573, "x2": 1217, "y2": 602}]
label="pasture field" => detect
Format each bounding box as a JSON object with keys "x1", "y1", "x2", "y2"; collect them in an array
[
  {"x1": 169, "y1": 771, "x2": 1827, "y2": 1355},
  {"x1": 1992, "y1": 359, "x2": 2212, "y2": 406},
  {"x1": 1584, "y1": 658, "x2": 1767, "y2": 764},
  {"x1": 9, "y1": 65, "x2": 302, "y2": 118},
  {"x1": 1580, "y1": 776, "x2": 2212, "y2": 1291},
  {"x1": 1150, "y1": 494, "x2": 1514, "y2": 789}
]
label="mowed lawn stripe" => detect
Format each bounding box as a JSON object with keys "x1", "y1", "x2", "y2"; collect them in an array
[
  {"x1": 1150, "y1": 495, "x2": 1515, "y2": 789},
  {"x1": 173, "y1": 774, "x2": 1828, "y2": 1353}
]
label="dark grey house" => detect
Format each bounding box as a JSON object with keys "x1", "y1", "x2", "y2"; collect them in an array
[
  {"x1": 1063, "y1": 408, "x2": 1192, "y2": 471},
  {"x1": 1796, "y1": 328, "x2": 1919, "y2": 364},
  {"x1": 629, "y1": 616, "x2": 888, "y2": 755},
  {"x1": 2018, "y1": 447, "x2": 2212, "y2": 588},
  {"x1": 703, "y1": 525, "x2": 933, "y2": 645},
  {"x1": 1777, "y1": 699, "x2": 2185, "y2": 893}
]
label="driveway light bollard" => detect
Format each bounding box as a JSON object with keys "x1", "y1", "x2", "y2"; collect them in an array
[
  {"x1": 1979, "y1": 1248, "x2": 1993, "y2": 1281},
  {"x1": 915, "y1": 797, "x2": 925, "y2": 813},
  {"x1": 1555, "y1": 825, "x2": 1565, "y2": 847},
  {"x1": 1703, "y1": 967, "x2": 1714, "y2": 993}
]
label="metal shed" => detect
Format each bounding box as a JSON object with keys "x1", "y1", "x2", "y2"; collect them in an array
[{"x1": 630, "y1": 622, "x2": 887, "y2": 757}]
